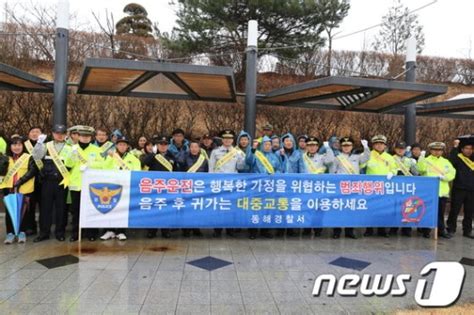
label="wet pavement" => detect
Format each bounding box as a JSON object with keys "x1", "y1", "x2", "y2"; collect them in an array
[{"x1": 0, "y1": 223, "x2": 473, "y2": 314}]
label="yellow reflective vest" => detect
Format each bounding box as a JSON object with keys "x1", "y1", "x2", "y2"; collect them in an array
[
  {"x1": 0, "y1": 155, "x2": 35, "y2": 194},
  {"x1": 366, "y1": 150, "x2": 398, "y2": 175},
  {"x1": 65, "y1": 144, "x2": 104, "y2": 191},
  {"x1": 104, "y1": 152, "x2": 141, "y2": 171},
  {"x1": 417, "y1": 155, "x2": 456, "y2": 197}
]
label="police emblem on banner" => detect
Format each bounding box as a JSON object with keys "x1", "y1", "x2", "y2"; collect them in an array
[
  {"x1": 401, "y1": 196, "x2": 426, "y2": 223},
  {"x1": 89, "y1": 183, "x2": 123, "y2": 214}
]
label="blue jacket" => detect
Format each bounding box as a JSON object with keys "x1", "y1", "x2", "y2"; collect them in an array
[
  {"x1": 280, "y1": 133, "x2": 302, "y2": 173},
  {"x1": 168, "y1": 138, "x2": 189, "y2": 160},
  {"x1": 237, "y1": 131, "x2": 252, "y2": 173},
  {"x1": 247, "y1": 148, "x2": 282, "y2": 174}
]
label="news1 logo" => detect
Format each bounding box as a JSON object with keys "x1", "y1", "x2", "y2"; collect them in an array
[{"x1": 312, "y1": 262, "x2": 465, "y2": 307}]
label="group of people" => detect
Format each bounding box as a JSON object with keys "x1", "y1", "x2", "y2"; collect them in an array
[{"x1": 0, "y1": 123, "x2": 472, "y2": 244}]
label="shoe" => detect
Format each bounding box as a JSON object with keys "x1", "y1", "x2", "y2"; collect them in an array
[
  {"x1": 182, "y1": 231, "x2": 191, "y2": 238},
  {"x1": 88, "y1": 236, "x2": 96, "y2": 241},
  {"x1": 56, "y1": 235, "x2": 65, "y2": 242},
  {"x1": 100, "y1": 231, "x2": 116, "y2": 240},
  {"x1": 332, "y1": 233, "x2": 341, "y2": 239},
  {"x1": 18, "y1": 232, "x2": 26, "y2": 243},
  {"x1": 261, "y1": 232, "x2": 273, "y2": 239},
  {"x1": 314, "y1": 230, "x2": 322, "y2": 237},
  {"x1": 193, "y1": 230, "x2": 203, "y2": 237},
  {"x1": 389, "y1": 229, "x2": 398, "y2": 236},
  {"x1": 249, "y1": 235, "x2": 256, "y2": 240},
  {"x1": 147, "y1": 231, "x2": 156, "y2": 239},
  {"x1": 162, "y1": 232, "x2": 171, "y2": 239},
  {"x1": 287, "y1": 229, "x2": 297, "y2": 237},
  {"x1": 213, "y1": 231, "x2": 222, "y2": 238},
  {"x1": 302, "y1": 229, "x2": 312, "y2": 236},
  {"x1": 345, "y1": 233, "x2": 357, "y2": 239},
  {"x1": 116, "y1": 233, "x2": 127, "y2": 241},
  {"x1": 463, "y1": 232, "x2": 474, "y2": 239},
  {"x1": 439, "y1": 231, "x2": 452, "y2": 239},
  {"x1": 363, "y1": 231, "x2": 373, "y2": 237},
  {"x1": 69, "y1": 235, "x2": 78, "y2": 242},
  {"x1": 33, "y1": 234, "x2": 50, "y2": 243},
  {"x1": 4, "y1": 233, "x2": 15, "y2": 244},
  {"x1": 378, "y1": 231, "x2": 389, "y2": 238},
  {"x1": 401, "y1": 231, "x2": 412, "y2": 237},
  {"x1": 226, "y1": 230, "x2": 235, "y2": 237},
  {"x1": 275, "y1": 230, "x2": 284, "y2": 237}
]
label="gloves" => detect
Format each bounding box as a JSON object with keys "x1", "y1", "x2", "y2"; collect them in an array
[
  {"x1": 37, "y1": 134, "x2": 47, "y2": 144},
  {"x1": 386, "y1": 172, "x2": 394, "y2": 180},
  {"x1": 323, "y1": 141, "x2": 329, "y2": 148},
  {"x1": 420, "y1": 150, "x2": 426, "y2": 158},
  {"x1": 438, "y1": 175, "x2": 446, "y2": 181},
  {"x1": 361, "y1": 139, "x2": 368, "y2": 148},
  {"x1": 152, "y1": 145, "x2": 158, "y2": 154},
  {"x1": 406, "y1": 146, "x2": 411, "y2": 152},
  {"x1": 79, "y1": 164, "x2": 88, "y2": 172}
]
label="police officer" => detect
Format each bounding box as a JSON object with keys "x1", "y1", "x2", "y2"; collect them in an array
[
  {"x1": 332, "y1": 137, "x2": 370, "y2": 239},
  {"x1": 66, "y1": 126, "x2": 80, "y2": 146},
  {"x1": 32, "y1": 124, "x2": 72, "y2": 242},
  {"x1": 100, "y1": 136, "x2": 141, "y2": 241},
  {"x1": 178, "y1": 139, "x2": 208, "y2": 237},
  {"x1": 142, "y1": 135, "x2": 178, "y2": 239},
  {"x1": 300, "y1": 137, "x2": 335, "y2": 237},
  {"x1": 390, "y1": 141, "x2": 419, "y2": 237},
  {"x1": 209, "y1": 130, "x2": 246, "y2": 237},
  {"x1": 447, "y1": 137, "x2": 474, "y2": 238},
  {"x1": 364, "y1": 135, "x2": 398, "y2": 237},
  {"x1": 417, "y1": 142, "x2": 456, "y2": 239},
  {"x1": 65, "y1": 126, "x2": 105, "y2": 242}
]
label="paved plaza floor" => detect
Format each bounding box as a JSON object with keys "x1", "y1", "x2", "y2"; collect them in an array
[{"x1": 0, "y1": 222, "x2": 473, "y2": 314}]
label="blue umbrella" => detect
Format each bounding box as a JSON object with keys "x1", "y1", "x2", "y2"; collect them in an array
[{"x1": 4, "y1": 193, "x2": 24, "y2": 236}]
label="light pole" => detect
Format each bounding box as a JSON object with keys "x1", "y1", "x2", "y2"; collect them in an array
[
  {"x1": 404, "y1": 35, "x2": 417, "y2": 145},
  {"x1": 53, "y1": 0, "x2": 69, "y2": 126},
  {"x1": 244, "y1": 20, "x2": 258, "y2": 138}
]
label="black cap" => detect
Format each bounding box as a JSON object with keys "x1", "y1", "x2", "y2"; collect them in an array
[
  {"x1": 52, "y1": 124, "x2": 67, "y2": 134},
  {"x1": 116, "y1": 136, "x2": 129, "y2": 144},
  {"x1": 220, "y1": 130, "x2": 235, "y2": 139},
  {"x1": 340, "y1": 137, "x2": 354, "y2": 145},
  {"x1": 458, "y1": 135, "x2": 474, "y2": 148},
  {"x1": 202, "y1": 134, "x2": 212, "y2": 140},
  {"x1": 155, "y1": 136, "x2": 169, "y2": 145},
  {"x1": 394, "y1": 141, "x2": 407, "y2": 149},
  {"x1": 306, "y1": 137, "x2": 320, "y2": 145},
  {"x1": 262, "y1": 124, "x2": 273, "y2": 131},
  {"x1": 172, "y1": 128, "x2": 185, "y2": 136},
  {"x1": 411, "y1": 143, "x2": 422, "y2": 149},
  {"x1": 297, "y1": 135, "x2": 308, "y2": 141}
]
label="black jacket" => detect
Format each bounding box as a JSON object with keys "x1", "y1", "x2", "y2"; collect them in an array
[
  {"x1": 178, "y1": 152, "x2": 209, "y2": 173},
  {"x1": 449, "y1": 148, "x2": 474, "y2": 191},
  {"x1": 13, "y1": 156, "x2": 38, "y2": 188},
  {"x1": 142, "y1": 152, "x2": 178, "y2": 171}
]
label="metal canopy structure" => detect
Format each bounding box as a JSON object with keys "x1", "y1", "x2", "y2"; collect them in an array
[
  {"x1": 77, "y1": 58, "x2": 237, "y2": 102},
  {"x1": 0, "y1": 62, "x2": 52, "y2": 93},
  {"x1": 416, "y1": 97, "x2": 474, "y2": 119},
  {"x1": 261, "y1": 76, "x2": 447, "y2": 113}
]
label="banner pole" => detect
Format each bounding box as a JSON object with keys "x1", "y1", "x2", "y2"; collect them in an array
[{"x1": 78, "y1": 190, "x2": 82, "y2": 243}]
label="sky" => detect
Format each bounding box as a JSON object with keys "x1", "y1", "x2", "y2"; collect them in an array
[{"x1": 1, "y1": 0, "x2": 473, "y2": 59}]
